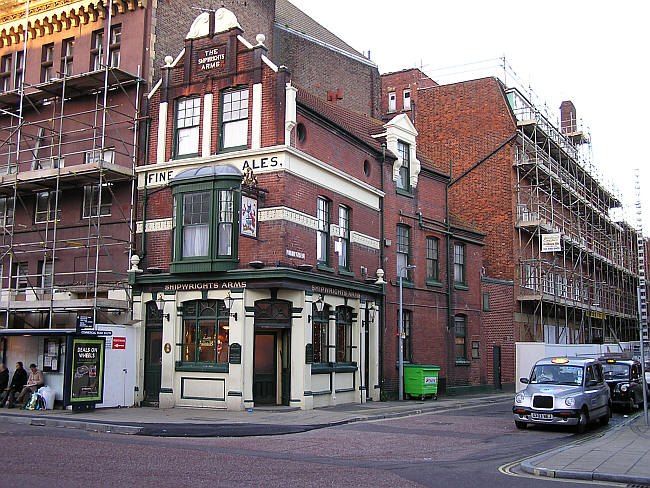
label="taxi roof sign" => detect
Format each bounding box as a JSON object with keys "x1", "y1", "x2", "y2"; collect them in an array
[{"x1": 551, "y1": 358, "x2": 569, "y2": 364}]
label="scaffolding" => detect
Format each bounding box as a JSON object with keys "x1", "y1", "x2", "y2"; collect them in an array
[
  {"x1": 509, "y1": 87, "x2": 638, "y2": 344},
  {"x1": 0, "y1": 2, "x2": 142, "y2": 330}
]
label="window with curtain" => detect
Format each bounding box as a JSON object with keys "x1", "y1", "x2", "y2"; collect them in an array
[
  {"x1": 181, "y1": 191, "x2": 210, "y2": 257},
  {"x1": 170, "y1": 166, "x2": 240, "y2": 273}
]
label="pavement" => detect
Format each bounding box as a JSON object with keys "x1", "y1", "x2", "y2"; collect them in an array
[
  {"x1": 521, "y1": 411, "x2": 650, "y2": 486},
  {"x1": 1, "y1": 392, "x2": 649, "y2": 485}
]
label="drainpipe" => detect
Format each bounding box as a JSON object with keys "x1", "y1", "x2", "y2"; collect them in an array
[
  {"x1": 446, "y1": 160, "x2": 454, "y2": 389},
  {"x1": 379, "y1": 143, "x2": 386, "y2": 397},
  {"x1": 140, "y1": 102, "x2": 151, "y2": 262}
]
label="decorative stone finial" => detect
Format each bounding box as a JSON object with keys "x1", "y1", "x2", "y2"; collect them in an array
[{"x1": 129, "y1": 254, "x2": 142, "y2": 273}]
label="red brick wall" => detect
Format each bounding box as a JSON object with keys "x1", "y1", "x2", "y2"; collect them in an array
[
  {"x1": 415, "y1": 78, "x2": 517, "y2": 282},
  {"x1": 381, "y1": 68, "x2": 437, "y2": 122},
  {"x1": 481, "y1": 278, "x2": 516, "y2": 385},
  {"x1": 274, "y1": 29, "x2": 381, "y2": 118},
  {"x1": 380, "y1": 160, "x2": 486, "y2": 396}
]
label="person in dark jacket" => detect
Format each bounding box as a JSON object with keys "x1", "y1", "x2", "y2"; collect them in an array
[
  {"x1": 0, "y1": 363, "x2": 8, "y2": 393},
  {"x1": 1, "y1": 362, "x2": 28, "y2": 408}
]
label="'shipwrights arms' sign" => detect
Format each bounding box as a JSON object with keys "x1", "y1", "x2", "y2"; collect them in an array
[{"x1": 195, "y1": 44, "x2": 226, "y2": 72}]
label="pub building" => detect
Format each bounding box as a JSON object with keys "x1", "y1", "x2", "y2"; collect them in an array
[{"x1": 131, "y1": 9, "x2": 391, "y2": 410}]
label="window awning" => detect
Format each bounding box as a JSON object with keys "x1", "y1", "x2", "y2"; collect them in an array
[{"x1": 0, "y1": 328, "x2": 76, "y2": 336}]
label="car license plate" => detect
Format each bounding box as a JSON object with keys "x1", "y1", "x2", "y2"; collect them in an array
[{"x1": 531, "y1": 413, "x2": 553, "y2": 420}]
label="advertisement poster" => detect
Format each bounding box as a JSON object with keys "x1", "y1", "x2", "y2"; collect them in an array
[
  {"x1": 240, "y1": 195, "x2": 258, "y2": 237},
  {"x1": 69, "y1": 337, "x2": 105, "y2": 403}
]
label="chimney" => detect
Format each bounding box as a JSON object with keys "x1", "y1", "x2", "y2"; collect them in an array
[{"x1": 560, "y1": 100, "x2": 577, "y2": 134}]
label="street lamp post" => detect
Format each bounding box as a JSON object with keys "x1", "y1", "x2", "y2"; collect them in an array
[{"x1": 399, "y1": 264, "x2": 416, "y2": 401}]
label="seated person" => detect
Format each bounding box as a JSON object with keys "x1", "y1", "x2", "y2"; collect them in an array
[
  {"x1": 0, "y1": 364, "x2": 8, "y2": 404},
  {"x1": 1, "y1": 362, "x2": 28, "y2": 408},
  {"x1": 13, "y1": 363, "x2": 44, "y2": 408}
]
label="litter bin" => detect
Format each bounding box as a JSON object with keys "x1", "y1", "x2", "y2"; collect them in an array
[{"x1": 403, "y1": 364, "x2": 440, "y2": 400}]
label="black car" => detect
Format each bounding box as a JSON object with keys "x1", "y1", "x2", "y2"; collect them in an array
[{"x1": 602, "y1": 358, "x2": 645, "y2": 411}]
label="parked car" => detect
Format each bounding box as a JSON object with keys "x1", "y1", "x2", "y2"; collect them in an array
[
  {"x1": 513, "y1": 357, "x2": 610, "y2": 433},
  {"x1": 602, "y1": 358, "x2": 645, "y2": 411}
]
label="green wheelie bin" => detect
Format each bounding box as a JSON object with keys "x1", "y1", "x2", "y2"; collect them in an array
[{"x1": 403, "y1": 364, "x2": 440, "y2": 400}]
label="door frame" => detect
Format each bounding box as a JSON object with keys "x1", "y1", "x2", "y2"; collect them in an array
[
  {"x1": 143, "y1": 326, "x2": 163, "y2": 403},
  {"x1": 253, "y1": 331, "x2": 278, "y2": 405}
]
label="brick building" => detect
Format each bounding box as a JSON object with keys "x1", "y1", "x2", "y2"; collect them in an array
[
  {"x1": 131, "y1": 10, "x2": 387, "y2": 410},
  {"x1": 0, "y1": 0, "x2": 146, "y2": 405},
  {"x1": 149, "y1": 0, "x2": 381, "y2": 118},
  {"x1": 382, "y1": 68, "x2": 640, "y2": 390}
]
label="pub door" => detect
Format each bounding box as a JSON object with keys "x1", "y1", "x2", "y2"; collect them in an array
[
  {"x1": 253, "y1": 329, "x2": 291, "y2": 406},
  {"x1": 253, "y1": 332, "x2": 277, "y2": 404},
  {"x1": 143, "y1": 302, "x2": 163, "y2": 405}
]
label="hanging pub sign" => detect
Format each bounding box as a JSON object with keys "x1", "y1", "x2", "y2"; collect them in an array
[
  {"x1": 541, "y1": 233, "x2": 562, "y2": 252},
  {"x1": 64, "y1": 337, "x2": 106, "y2": 407},
  {"x1": 241, "y1": 195, "x2": 258, "y2": 238}
]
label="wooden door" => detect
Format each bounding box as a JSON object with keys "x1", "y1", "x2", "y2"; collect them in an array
[{"x1": 253, "y1": 332, "x2": 276, "y2": 404}]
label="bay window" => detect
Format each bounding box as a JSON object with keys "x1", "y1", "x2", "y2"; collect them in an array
[{"x1": 170, "y1": 165, "x2": 240, "y2": 273}]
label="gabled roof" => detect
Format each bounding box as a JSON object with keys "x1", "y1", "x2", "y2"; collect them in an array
[
  {"x1": 275, "y1": 0, "x2": 365, "y2": 60},
  {"x1": 295, "y1": 85, "x2": 387, "y2": 154}
]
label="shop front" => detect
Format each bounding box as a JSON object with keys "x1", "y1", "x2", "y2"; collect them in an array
[{"x1": 133, "y1": 274, "x2": 381, "y2": 411}]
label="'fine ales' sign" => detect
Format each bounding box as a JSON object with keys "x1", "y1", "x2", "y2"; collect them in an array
[{"x1": 196, "y1": 45, "x2": 226, "y2": 72}]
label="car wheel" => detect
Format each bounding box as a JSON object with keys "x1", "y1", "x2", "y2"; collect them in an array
[
  {"x1": 576, "y1": 410, "x2": 588, "y2": 434},
  {"x1": 601, "y1": 405, "x2": 611, "y2": 426},
  {"x1": 515, "y1": 420, "x2": 527, "y2": 430},
  {"x1": 628, "y1": 397, "x2": 636, "y2": 412}
]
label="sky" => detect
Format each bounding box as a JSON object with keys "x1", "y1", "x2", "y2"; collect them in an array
[{"x1": 290, "y1": 0, "x2": 650, "y2": 233}]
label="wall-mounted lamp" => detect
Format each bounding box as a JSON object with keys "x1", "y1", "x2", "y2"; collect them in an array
[
  {"x1": 362, "y1": 302, "x2": 377, "y2": 327},
  {"x1": 156, "y1": 292, "x2": 170, "y2": 321},
  {"x1": 368, "y1": 302, "x2": 377, "y2": 323},
  {"x1": 314, "y1": 294, "x2": 325, "y2": 313},
  {"x1": 308, "y1": 294, "x2": 325, "y2": 323},
  {"x1": 223, "y1": 291, "x2": 238, "y2": 321}
]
